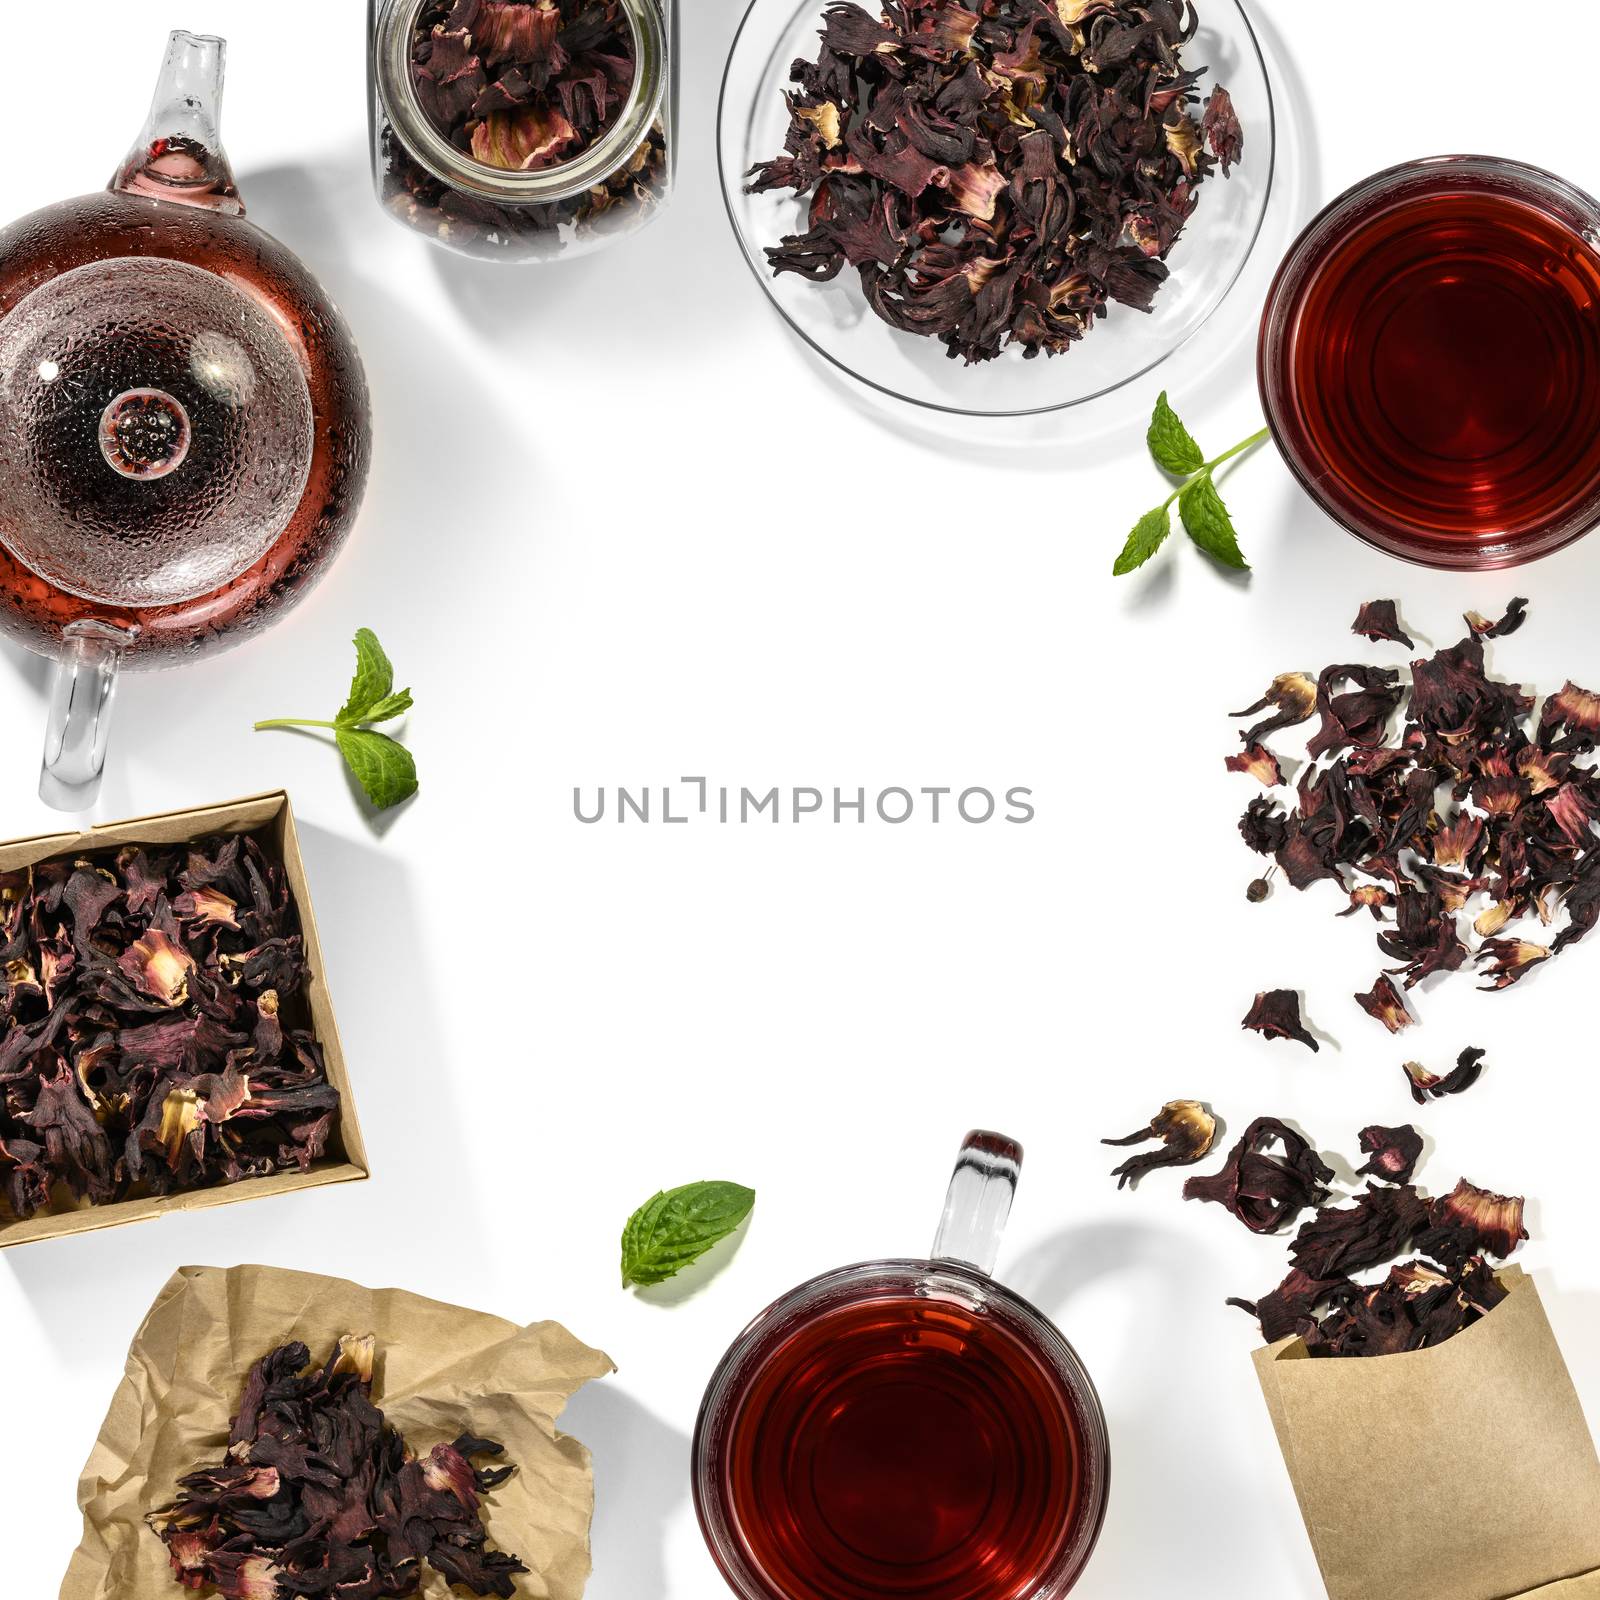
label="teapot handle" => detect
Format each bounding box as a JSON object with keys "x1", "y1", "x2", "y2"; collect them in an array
[{"x1": 38, "y1": 622, "x2": 130, "y2": 812}]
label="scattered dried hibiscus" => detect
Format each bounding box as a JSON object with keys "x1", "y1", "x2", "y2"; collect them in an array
[
  {"x1": 1103, "y1": 1100, "x2": 1216, "y2": 1188},
  {"x1": 1232, "y1": 604, "x2": 1600, "y2": 998},
  {"x1": 0, "y1": 833, "x2": 338, "y2": 1223},
  {"x1": 1183, "y1": 1116, "x2": 1332, "y2": 1234},
  {"x1": 748, "y1": 0, "x2": 1241, "y2": 363},
  {"x1": 150, "y1": 1336, "x2": 527, "y2": 1598},
  {"x1": 1402, "y1": 1047, "x2": 1486, "y2": 1104},
  {"x1": 1242, "y1": 989, "x2": 1318, "y2": 1052}
]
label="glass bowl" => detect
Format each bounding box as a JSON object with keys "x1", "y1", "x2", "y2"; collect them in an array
[{"x1": 717, "y1": 0, "x2": 1275, "y2": 417}]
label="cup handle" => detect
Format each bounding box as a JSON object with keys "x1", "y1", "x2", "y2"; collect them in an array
[
  {"x1": 39, "y1": 622, "x2": 130, "y2": 811},
  {"x1": 932, "y1": 1130, "x2": 1023, "y2": 1278}
]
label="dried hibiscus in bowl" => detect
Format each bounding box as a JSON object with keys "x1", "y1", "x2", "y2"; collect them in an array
[
  {"x1": 150, "y1": 1336, "x2": 527, "y2": 1598},
  {"x1": 0, "y1": 832, "x2": 338, "y2": 1222},
  {"x1": 747, "y1": 0, "x2": 1242, "y2": 363}
]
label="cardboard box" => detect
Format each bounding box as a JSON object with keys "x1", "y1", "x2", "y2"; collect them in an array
[{"x1": 0, "y1": 790, "x2": 368, "y2": 1248}]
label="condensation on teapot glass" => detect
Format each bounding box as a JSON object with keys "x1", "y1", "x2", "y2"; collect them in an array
[{"x1": 0, "y1": 257, "x2": 313, "y2": 608}]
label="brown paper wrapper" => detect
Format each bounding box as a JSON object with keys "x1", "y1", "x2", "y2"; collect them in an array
[
  {"x1": 60, "y1": 1265, "x2": 615, "y2": 1600},
  {"x1": 1253, "y1": 1269, "x2": 1600, "y2": 1600}
]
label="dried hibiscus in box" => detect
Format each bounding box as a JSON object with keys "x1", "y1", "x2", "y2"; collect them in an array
[
  {"x1": 747, "y1": 0, "x2": 1242, "y2": 363},
  {"x1": 150, "y1": 1336, "x2": 528, "y2": 1598},
  {"x1": 0, "y1": 797, "x2": 362, "y2": 1243}
]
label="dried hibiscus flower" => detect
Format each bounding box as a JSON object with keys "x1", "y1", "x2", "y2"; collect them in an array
[
  {"x1": 1351, "y1": 600, "x2": 1415, "y2": 651},
  {"x1": 150, "y1": 1337, "x2": 527, "y2": 1598},
  {"x1": 1184, "y1": 1117, "x2": 1333, "y2": 1234},
  {"x1": 1103, "y1": 1100, "x2": 1217, "y2": 1189},
  {"x1": 1356, "y1": 1123, "x2": 1424, "y2": 1185},
  {"x1": 1242, "y1": 989, "x2": 1318, "y2": 1052},
  {"x1": 1402, "y1": 1047, "x2": 1486, "y2": 1104},
  {"x1": 0, "y1": 832, "x2": 339, "y2": 1223},
  {"x1": 748, "y1": 0, "x2": 1240, "y2": 363},
  {"x1": 1355, "y1": 973, "x2": 1414, "y2": 1034}
]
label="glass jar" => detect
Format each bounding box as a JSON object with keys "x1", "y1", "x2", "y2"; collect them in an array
[{"x1": 369, "y1": 0, "x2": 675, "y2": 263}]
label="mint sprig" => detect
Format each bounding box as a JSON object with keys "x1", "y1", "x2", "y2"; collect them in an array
[
  {"x1": 1114, "y1": 392, "x2": 1269, "y2": 576},
  {"x1": 255, "y1": 628, "x2": 418, "y2": 810},
  {"x1": 621, "y1": 1180, "x2": 755, "y2": 1289}
]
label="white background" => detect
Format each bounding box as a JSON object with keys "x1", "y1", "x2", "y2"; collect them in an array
[{"x1": 3, "y1": 3, "x2": 1598, "y2": 1596}]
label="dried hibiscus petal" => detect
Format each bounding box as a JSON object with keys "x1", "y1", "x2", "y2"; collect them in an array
[
  {"x1": 1465, "y1": 597, "x2": 1528, "y2": 639},
  {"x1": 1103, "y1": 1100, "x2": 1217, "y2": 1189},
  {"x1": 1242, "y1": 989, "x2": 1319, "y2": 1052},
  {"x1": 1402, "y1": 1047, "x2": 1486, "y2": 1104},
  {"x1": 1427, "y1": 1178, "x2": 1528, "y2": 1261},
  {"x1": 1356, "y1": 1123, "x2": 1424, "y2": 1185},
  {"x1": 1351, "y1": 600, "x2": 1415, "y2": 651},
  {"x1": 1355, "y1": 973, "x2": 1414, "y2": 1033},
  {"x1": 1289, "y1": 1184, "x2": 1432, "y2": 1279},
  {"x1": 1477, "y1": 937, "x2": 1551, "y2": 989},
  {"x1": 1184, "y1": 1117, "x2": 1333, "y2": 1234},
  {"x1": 1225, "y1": 743, "x2": 1284, "y2": 785}
]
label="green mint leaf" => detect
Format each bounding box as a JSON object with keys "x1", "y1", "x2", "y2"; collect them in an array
[
  {"x1": 1180, "y1": 474, "x2": 1249, "y2": 570},
  {"x1": 1112, "y1": 505, "x2": 1173, "y2": 576},
  {"x1": 357, "y1": 690, "x2": 414, "y2": 726},
  {"x1": 338, "y1": 628, "x2": 396, "y2": 724},
  {"x1": 335, "y1": 728, "x2": 418, "y2": 810},
  {"x1": 621, "y1": 1181, "x2": 755, "y2": 1289},
  {"x1": 1147, "y1": 391, "x2": 1206, "y2": 476}
]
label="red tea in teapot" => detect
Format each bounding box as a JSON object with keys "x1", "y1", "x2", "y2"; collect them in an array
[{"x1": 721, "y1": 1289, "x2": 1090, "y2": 1600}]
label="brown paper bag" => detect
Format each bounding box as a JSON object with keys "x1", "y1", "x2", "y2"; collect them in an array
[
  {"x1": 61, "y1": 1265, "x2": 615, "y2": 1600},
  {"x1": 1253, "y1": 1269, "x2": 1600, "y2": 1600}
]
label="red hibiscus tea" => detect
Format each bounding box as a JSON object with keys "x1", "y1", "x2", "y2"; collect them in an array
[
  {"x1": 720, "y1": 1289, "x2": 1086, "y2": 1600},
  {"x1": 1260, "y1": 157, "x2": 1600, "y2": 568},
  {"x1": 696, "y1": 1273, "x2": 1106, "y2": 1600}
]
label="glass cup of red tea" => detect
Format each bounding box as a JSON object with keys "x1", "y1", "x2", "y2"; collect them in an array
[
  {"x1": 693, "y1": 1132, "x2": 1110, "y2": 1600},
  {"x1": 1259, "y1": 155, "x2": 1600, "y2": 569}
]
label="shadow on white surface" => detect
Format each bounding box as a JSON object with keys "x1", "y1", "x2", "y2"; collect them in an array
[{"x1": 563, "y1": 1382, "x2": 689, "y2": 1600}]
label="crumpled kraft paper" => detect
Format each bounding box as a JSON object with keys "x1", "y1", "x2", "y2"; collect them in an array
[
  {"x1": 60, "y1": 1265, "x2": 615, "y2": 1600},
  {"x1": 1253, "y1": 1268, "x2": 1600, "y2": 1600}
]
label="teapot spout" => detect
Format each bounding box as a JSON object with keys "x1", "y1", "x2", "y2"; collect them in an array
[{"x1": 111, "y1": 30, "x2": 243, "y2": 215}]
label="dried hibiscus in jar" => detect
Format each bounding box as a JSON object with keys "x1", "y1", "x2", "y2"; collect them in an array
[{"x1": 371, "y1": 0, "x2": 675, "y2": 262}]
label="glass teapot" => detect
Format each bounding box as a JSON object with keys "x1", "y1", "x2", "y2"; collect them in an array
[{"x1": 0, "y1": 31, "x2": 372, "y2": 809}]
